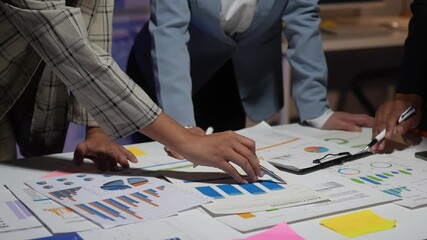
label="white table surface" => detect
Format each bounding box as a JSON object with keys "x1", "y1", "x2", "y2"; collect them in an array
[{"x1": 1, "y1": 124, "x2": 427, "y2": 240}]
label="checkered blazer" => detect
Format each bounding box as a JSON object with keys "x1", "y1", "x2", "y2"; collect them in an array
[{"x1": 0, "y1": 0, "x2": 161, "y2": 156}]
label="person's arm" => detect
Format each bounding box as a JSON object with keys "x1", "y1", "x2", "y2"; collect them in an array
[
  {"x1": 139, "y1": 113, "x2": 262, "y2": 183},
  {"x1": 282, "y1": 0, "x2": 373, "y2": 131},
  {"x1": 1, "y1": 0, "x2": 261, "y2": 182},
  {"x1": 148, "y1": 0, "x2": 196, "y2": 126},
  {"x1": 1, "y1": 0, "x2": 161, "y2": 140},
  {"x1": 281, "y1": 0, "x2": 329, "y2": 123},
  {"x1": 371, "y1": 0, "x2": 427, "y2": 152}
]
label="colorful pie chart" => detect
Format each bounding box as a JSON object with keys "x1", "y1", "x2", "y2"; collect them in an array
[{"x1": 304, "y1": 146, "x2": 329, "y2": 153}]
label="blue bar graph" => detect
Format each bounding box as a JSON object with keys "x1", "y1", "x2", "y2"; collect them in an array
[
  {"x1": 376, "y1": 174, "x2": 388, "y2": 179},
  {"x1": 217, "y1": 184, "x2": 243, "y2": 196},
  {"x1": 49, "y1": 187, "x2": 81, "y2": 201},
  {"x1": 105, "y1": 198, "x2": 132, "y2": 212},
  {"x1": 360, "y1": 177, "x2": 381, "y2": 185},
  {"x1": 240, "y1": 183, "x2": 266, "y2": 195},
  {"x1": 118, "y1": 195, "x2": 139, "y2": 206},
  {"x1": 259, "y1": 181, "x2": 285, "y2": 191},
  {"x1": 383, "y1": 186, "x2": 411, "y2": 198},
  {"x1": 195, "y1": 186, "x2": 224, "y2": 199},
  {"x1": 144, "y1": 189, "x2": 159, "y2": 197},
  {"x1": 76, "y1": 204, "x2": 115, "y2": 221},
  {"x1": 90, "y1": 201, "x2": 126, "y2": 219}
]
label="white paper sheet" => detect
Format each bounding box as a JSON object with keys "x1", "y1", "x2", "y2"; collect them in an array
[
  {"x1": 216, "y1": 172, "x2": 396, "y2": 232},
  {"x1": 327, "y1": 154, "x2": 427, "y2": 208},
  {"x1": 164, "y1": 162, "x2": 327, "y2": 214},
  {"x1": 79, "y1": 209, "x2": 242, "y2": 240},
  {"x1": 6, "y1": 183, "x2": 100, "y2": 233},
  {"x1": 0, "y1": 189, "x2": 51, "y2": 240},
  {"x1": 26, "y1": 170, "x2": 209, "y2": 228},
  {"x1": 238, "y1": 122, "x2": 352, "y2": 171}
]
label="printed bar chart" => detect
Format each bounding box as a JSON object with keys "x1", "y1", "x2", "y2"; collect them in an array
[
  {"x1": 49, "y1": 187, "x2": 81, "y2": 202},
  {"x1": 194, "y1": 181, "x2": 286, "y2": 199}
]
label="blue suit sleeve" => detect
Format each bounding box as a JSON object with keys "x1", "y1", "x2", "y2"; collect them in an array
[
  {"x1": 149, "y1": 0, "x2": 195, "y2": 126},
  {"x1": 281, "y1": 0, "x2": 330, "y2": 122}
]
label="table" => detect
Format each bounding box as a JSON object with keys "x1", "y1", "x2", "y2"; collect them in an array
[{"x1": 1, "y1": 123, "x2": 427, "y2": 239}]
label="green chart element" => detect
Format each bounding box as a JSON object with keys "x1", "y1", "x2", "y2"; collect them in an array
[{"x1": 324, "y1": 138, "x2": 349, "y2": 145}]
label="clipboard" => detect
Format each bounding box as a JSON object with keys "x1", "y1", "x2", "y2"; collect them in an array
[{"x1": 272, "y1": 151, "x2": 372, "y2": 175}]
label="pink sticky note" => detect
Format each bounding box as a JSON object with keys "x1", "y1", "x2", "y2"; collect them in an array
[
  {"x1": 42, "y1": 164, "x2": 96, "y2": 178},
  {"x1": 242, "y1": 222, "x2": 304, "y2": 240}
]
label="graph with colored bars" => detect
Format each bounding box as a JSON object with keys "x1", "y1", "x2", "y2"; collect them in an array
[
  {"x1": 49, "y1": 187, "x2": 81, "y2": 202},
  {"x1": 27, "y1": 173, "x2": 209, "y2": 228},
  {"x1": 334, "y1": 161, "x2": 416, "y2": 198},
  {"x1": 194, "y1": 180, "x2": 285, "y2": 199},
  {"x1": 74, "y1": 187, "x2": 164, "y2": 222},
  {"x1": 0, "y1": 190, "x2": 47, "y2": 239},
  {"x1": 1, "y1": 200, "x2": 33, "y2": 229},
  {"x1": 5, "y1": 200, "x2": 34, "y2": 220}
]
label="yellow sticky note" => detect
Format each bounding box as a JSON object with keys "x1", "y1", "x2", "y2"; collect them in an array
[
  {"x1": 320, "y1": 209, "x2": 396, "y2": 238},
  {"x1": 126, "y1": 146, "x2": 146, "y2": 156}
]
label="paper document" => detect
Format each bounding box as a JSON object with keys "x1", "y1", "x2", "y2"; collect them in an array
[
  {"x1": 278, "y1": 124, "x2": 372, "y2": 149},
  {"x1": 26, "y1": 170, "x2": 209, "y2": 228},
  {"x1": 327, "y1": 153, "x2": 427, "y2": 208},
  {"x1": 216, "y1": 172, "x2": 395, "y2": 232},
  {"x1": 6, "y1": 183, "x2": 99, "y2": 233},
  {"x1": 0, "y1": 189, "x2": 51, "y2": 240},
  {"x1": 238, "y1": 122, "x2": 353, "y2": 171},
  {"x1": 79, "y1": 209, "x2": 242, "y2": 240},
  {"x1": 164, "y1": 162, "x2": 327, "y2": 214}
]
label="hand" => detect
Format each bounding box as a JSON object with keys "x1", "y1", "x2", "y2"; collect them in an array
[
  {"x1": 322, "y1": 111, "x2": 374, "y2": 132},
  {"x1": 164, "y1": 126, "x2": 205, "y2": 159},
  {"x1": 73, "y1": 127, "x2": 138, "y2": 170},
  {"x1": 371, "y1": 94, "x2": 423, "y2": 152},
  {"x1": 139, "y1": 113, "x2": 263, "y2": 183},
  {"x1": 173, "y1": 131, "x2": 262, "y2": 184}
]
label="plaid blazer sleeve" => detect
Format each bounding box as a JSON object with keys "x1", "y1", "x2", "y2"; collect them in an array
[{"x1": 1, "y1": 0, "x2": 161, "y2": 140}]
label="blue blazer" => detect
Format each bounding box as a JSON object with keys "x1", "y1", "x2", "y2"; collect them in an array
[{"x1": 132, "y1": 0, "x2": 329, "y2": 126}]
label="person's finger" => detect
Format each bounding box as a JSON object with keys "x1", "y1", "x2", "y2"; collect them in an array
[
  {"x1": 373, "y1": 104, "x2": 389, "y2": 138},
  {"x1": 117, "y1": 151, "x2": 130, "y2": 169},
  {"x1": 95, "y1": 151, "x2": 108, "y2": 171},
  {"x1": 377, "y1": 140, "x2": 386, "y2": 152},
  {"x1": 230, "y1": 132, "x2": 262, "y2": 177},
  {"x1": 233, "y1": 141, "x2": 261, "y2": 179},
  {"x1": 344, "y1": 114, "x2": 374, "y2": 127},
  {"x1": 228, "y1": 151, "x2": 258, "y2": 182},
  {"x1": 385, "y1": 109, "x2": 399, "y2": 139},
  {"x1": 73, "y1": 143, "x2": 88, "y2": 166},
  {"x1": 122, "y1": 147, "x2": 138, "y2": 163},
  {"x1": 334, "y1": 120, "x2": 361, "y2": 132},
  {"x1": 216, "y1": 161, "x2": 248, "y2": 184},
  {"x1": 164, "y1": 146, "x2": 184, "y2": 159}
]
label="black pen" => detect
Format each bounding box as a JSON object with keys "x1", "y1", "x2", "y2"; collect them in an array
[
  {"x1": 359, "y1": 105, "x2": 416, "y2": 153},
  {"x1": 260, "y1": 165, "x2": 287, "y2": 184}
]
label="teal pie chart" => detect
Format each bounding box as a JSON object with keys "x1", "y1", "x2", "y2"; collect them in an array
[{"x1": 304, "y1": 146, "x2": 329, "y2": 153}]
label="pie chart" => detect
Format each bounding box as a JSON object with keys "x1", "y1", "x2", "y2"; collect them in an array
[{"x1": 304, "y1": 146, "x2": 329, "y2": 153}]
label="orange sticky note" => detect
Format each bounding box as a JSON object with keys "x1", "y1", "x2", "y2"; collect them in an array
[
  {"x1": 320, "y1": 209, "x2": 396, "y2": 238},
  {"x1": 242, "y1": 222, "x2": 304, "y2": 240},
  {"x1": 126, "y1": 146, "x2": 146, "y2": 156}
]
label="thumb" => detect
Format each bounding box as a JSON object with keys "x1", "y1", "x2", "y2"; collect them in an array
[{"x1": 73, "y1": 143, "x2": 88, "y2": 165}]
